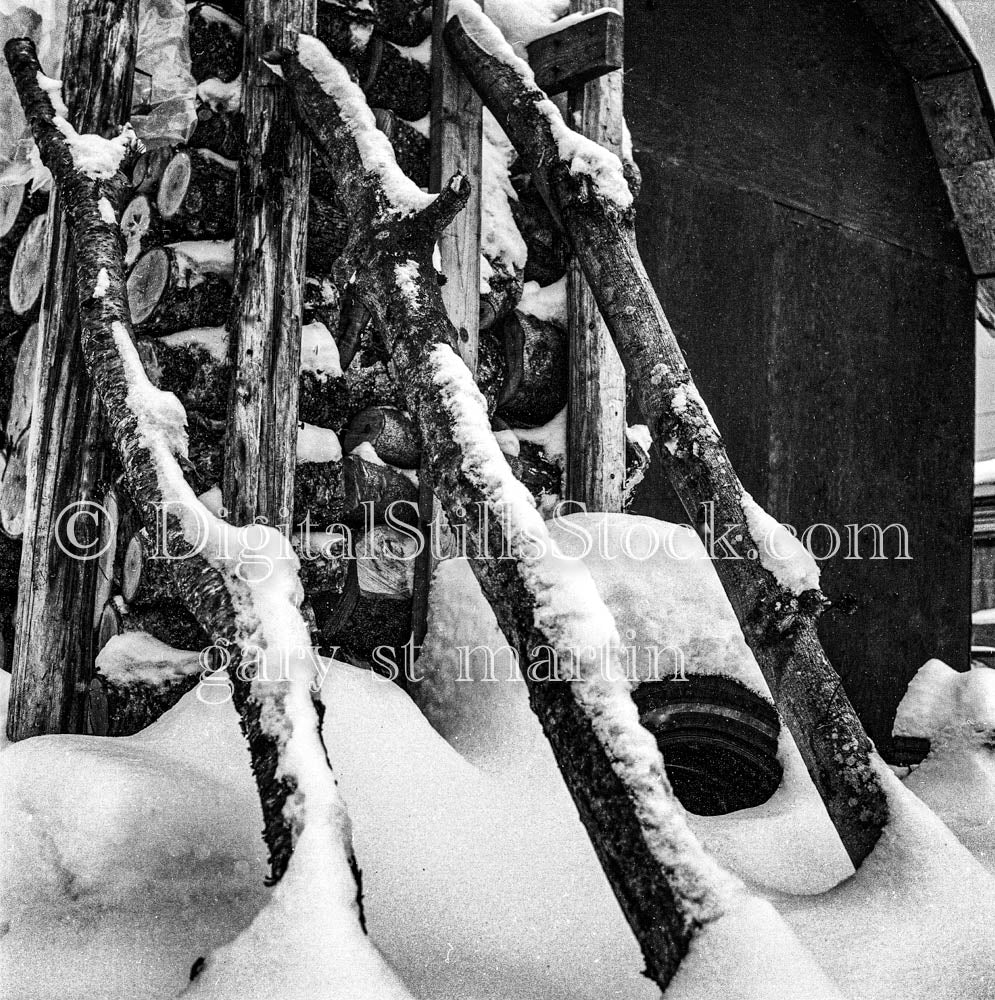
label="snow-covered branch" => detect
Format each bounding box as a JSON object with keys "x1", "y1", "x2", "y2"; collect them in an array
[{"x1": 442, "y1": 0, "x2": 889, "y2": 867}]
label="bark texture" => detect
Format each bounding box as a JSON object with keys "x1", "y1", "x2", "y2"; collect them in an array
[
  {"x1": 444, "y1": 8, "x2": 888, "y2": 867},
  {"x1": 279, "y1": 39, "x2": 743, "y2": 990}
]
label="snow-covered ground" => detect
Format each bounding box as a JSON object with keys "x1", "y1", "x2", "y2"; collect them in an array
[{"x1": 2, "y1": 515, "x2": 995, "y2": 999}]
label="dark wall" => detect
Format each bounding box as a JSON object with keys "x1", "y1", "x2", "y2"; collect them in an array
[{"x1": 626, "y1": 0, "x2": 976, "y2": 755}]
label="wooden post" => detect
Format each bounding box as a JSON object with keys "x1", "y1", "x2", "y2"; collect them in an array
[
  {"x1": 565, "y1": 0, "x2": 627, "y2": 512},
  {"x1": 411, "y1": 0, "x2": 484, "y2": 646},
  {"x1": 223, "y1": 0, "x2": 316, "y2": 527},
  {"x1": 6, "y1": 0, "x2": 138, "y2": 741}
]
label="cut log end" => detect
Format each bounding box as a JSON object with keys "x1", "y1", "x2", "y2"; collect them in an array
[
  {"x1": 9, "y1": 213, "x2": 48, "y2": 315},
  {"x1": 127, "y1": 246, "x2": 170, "y2": 325},
  {"x1": 157, "y1": 150, "x2": 192, "y2": 219},
  {"x1": 0, "y1": 184, "x2": 25, "y2": 240}
]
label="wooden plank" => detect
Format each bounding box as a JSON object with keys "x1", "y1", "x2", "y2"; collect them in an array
[
  {"x1": 527, "y1": 9, "x2": 623, "y2": 96},
  {"x1": 412, "y1": 0, "x2": 484, "y2": 647},
  {"x1": 7, "y1": 0, "x2": 138, "y2": 741},
  {"x1": 940, "y1": 160, "x2": 995, "y2": 276},
  {"x1": 223, "y1": 0, "x2": 315, "y2": 526},
  {"x1": 854, "y1": 0, "x2": 972, "y2": 79},
  {"x1": 565, "y1": 0, "x2": 626, "y2": 513}
]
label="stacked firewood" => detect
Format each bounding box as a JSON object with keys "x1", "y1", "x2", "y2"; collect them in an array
[{"x1": 0, "y1": 0, "x2": 575, "y2": 679}]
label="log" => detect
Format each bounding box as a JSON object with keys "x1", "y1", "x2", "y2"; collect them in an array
[
  {"x1": 364, "y1": 37, "x2": 432, "y2": 122},
  {"x1": 119, "y1": 194, "x2": 162, "y2": 268},
  {"x1": 190, "y1": 104, "x2": 245, "y2": 160},
  {"x1": 478, "y1": 258, "x2": 522, "y2": 331},
  {"x1": 157, "y1": 147, "x2": 238, "y2": 240},
  {"x1": 444, "y1": 5, "x2": 888, "y2": 866},
  {"x1": 510, "y1": 172, "x2": 570, "y2": 286},
  {"x1": 9, "y1": 213, "x2": 48, "y2": 317},
  {"x1": 279, "y1": 38, "x2": 742, "y2": 990},
  {"x1": 5, "y1": 35, "x2": 365, "y2": 894},
  {"x1": 343, "y1": 452, "x2": 419, "y2": 523},
  {"x1": 129, "y1": 145, "x2": 173, "y2": 195},
  {"x1": 96, "y1": 598, "x2": 210, "y2": 658},
  {"x1": 377, "y1": 109, "x2": 429, "y2": 189},
  {"x1": 223, "y1": 0, "x2": 315, "y2": 527},
  {"x1": 189, "y1": 3, "x2": 243, "y2": 84},
  {"x1": 294, "y1": 459, "x2": 344, "y2": 526},
  {"x1": 317, "y1": 0, "x2": 432, "y2": 48},
  {"x1": 6, "y1": 0, "x2": 139, "y2": 742},
  {"x1": 127, "y1": 243, "x2": 233, "y2": 337},
  {"x1": 0, "y1": 185, "x2": 48, "y2": 342},
  {"x1": 143, "y1": 331, "x2": 230, "y2": 420},
  {"x1": 0, "y1": 320, "x2": 40, "y2": 537},
  {"x1": 564, "y1": 0, "x2": 627, "y2": 514},
  {"x1": 508, "y1": 439, "x2": 561, "y2": 499},
  {"x1": 495, "y1": 309, "x2": 568, "y2": 427},
  {"x1": 342, "y1": 405, "x2": 421, "y2": 468},
  {"x1": 526, "y1": 8, "x2": 624, "y2": 96},
  {"x1": 93, "y1": 485, "x2": 119, "y2": 627}
]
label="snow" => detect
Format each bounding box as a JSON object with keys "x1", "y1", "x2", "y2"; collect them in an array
[
  {"x1": 481, "y1": 110, "x2": 527, "y2": 277},
  {"x1": 389, "y1": 37, "x2": 431, "y2": 66},
  {"x1": 97, "y1": 196, "x2": 116, "y2": 224},
  {"x1": 300, "y1": 320, "x2": 342, "y2": 378},
  {"x1": 350, "y1": 440, "x2": 386, "y2": 466},
  {"x1": 493, "y1": 426, "x2": 520, "y2": 456},
  {"x1": 93, "y1": 266, "x2": 110, "y2": 299},
  {"x1": 51, "y1": 118, "x2": 137, "y2": 179},
  {"x1": 741, "y1": 490, "x2": 821, "y2": 595},
  {"x1": 169, "y1": 240, "x2": 234, "y2": 280},
  {"x1": 448, "y1": 0, "x2": 633, "y2": 209},
  {"x1": 626, "y1": 423, "x2": 652, "y2": 453},
  {"x1": 296, "y1": 34, "x2": 435, "y2": 216},
  {"x1": 35, "y1": 70, "x2": 67, "y2": 117},
  {"x1": 159, "y1": 326, "x2": 228, "y2": 362},
  {"x1": 196, "y1": 74, "x2": 242, "y2": 113},
  {"x1": 96, "y1": 632, "x2": 204, "y2": 687},
  {"x1": 481, "y1": 0, "x2": 570, "y2": 58},
  {"x1": 514, "y1": 405, "x2": 567, "y2": 467},
  {"x1": 974, "y1": 607, "x2": 995, "y2": 625},
  {"x1": 518, "y1": 276, "x2": 567, "y2": 324},
  {"x1": 296, "y1": 422, "x2": 342, "y2": 464}
]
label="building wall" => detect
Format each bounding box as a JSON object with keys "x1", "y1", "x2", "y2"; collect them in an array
[{"x1": 626, "y1": 0, "x2": 977, "y2": 755}]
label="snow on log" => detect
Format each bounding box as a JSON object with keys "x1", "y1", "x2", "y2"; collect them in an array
[
  {"x1": 275, "y1": 33, "x2": 752, "y2": 989},
  {"x1": 127, "y1": 241, "x2": 232, "y2": 337},
  {"x1": 443, "y1": 0, "x2": 889, "y2": 868},
  {"x1": 157, "y1": 147, "x2": 238, "y2": 240},
  {"x1": 3, "y1": 36, "x2": 378, "y2": 950},
  {"x1": 119, "y1": 193, "x2": 162, "y2": 268}
]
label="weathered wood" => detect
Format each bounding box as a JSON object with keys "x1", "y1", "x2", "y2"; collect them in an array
[
  {"x1": 189, "y1": 3, "x2": 244, "y2": 84},
  {"x1": 413, "y1": 0, "x2": 484, "y2": 645},
  {"x1": 5, "y1": 34, "x2": 365, "y2": 892},
  {"x1": 279, "y1": 40, "x2": 744, "y2": 992},
  {"x1": 157, "y1": 147, "x2": 238, "y2": 241},
  {"x1": 223, "y1": 0, "x2": 315, "y2": 528},
  {"x1": 0, "y1": 320, "x2": 40, "y2": 537},
  {"x1": 191, "y1": 104, "x2": 245, "y2": 159},
  {"x1": 130, "y1": 145, "x2": 173, "y2": 194},
  {"x1": 445, "y1": 5, "x2": 889, "y2": 866},
  {"x1": 119, "y1": 194, "x2": 161, "y2": 268},
  {"x1": 97, "y1": 598, "x2": 209, "y2": 655},
  {"x1": 565, "y1": 0, "x2": 627, "y2": 513},
  {"x1": 364, "y1": 38, "x2": 432, "y2": 121},
  {"x1": 127, "y1": 243, "x2": 232, "y2": 337},
  {"x1": 9, "y1": 213, "x2": 48, "y2": 316},
  {"x1": 6, "y1": 0, "x2": 138, "y2": 742},
  {"x1": 497, "y1": 309, "x2": 568, "y2": 427},
  {"x1": 342, "y1": 406, "x2": 421, "y2": 468},
  {"x1": 526, "y1": 9, "x2": 624, "y2": 96}
]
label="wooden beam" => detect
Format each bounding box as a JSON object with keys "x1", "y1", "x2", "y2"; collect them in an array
[
  {"x1": 412, "y1": 0, "x2": 484, "y2": 647},
  {"x1": 526, "y1": 8, "x2": 623, "y2": 96},
  {"x1": 565, "y1": 0, "x2": 626, "y2": 513},
  {"x1": 6, "y1": 0, "x2": 138, "y2": 741},
  {"x1": 223, "y1": 0, "x2": 315, "y2": 526}
]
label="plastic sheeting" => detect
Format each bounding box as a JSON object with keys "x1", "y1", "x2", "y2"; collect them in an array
[{"x1": 0, "y1": 0, "x2": 196, "y2": 189}]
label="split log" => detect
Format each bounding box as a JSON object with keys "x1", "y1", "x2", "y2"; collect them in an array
[
  {"x1": 189, "y1": 3, "x2": 243, "y2": 84},
  {"x1": 119, "y1": 194, "x2": 162, "y2": 268},
  {"x1": 495, "y1": 309, "x2": 568, "y2": 427},
  {"x1": 343, "y1": 452, "x2": 418, "y2": 523},
  {"x1": 157, "y1": 147, "x2": 238, "y2": 240},
  {"x1": 6, "y1": 0, "x2": 139, "y2": 742},
  {"x1": 444, "y1": 5, "x2": 888, "y2": 866},
  {"x1": 8, "y1": 213, "x2": 48, "y2": 318},
  {"x1": 127, "y1": 243, "x2": 233, "y2": 337},
  {"x1": 279, "y1": 37, "x2": 744, "y2": 990},
  {"x1": 342, "y1": 406, "x2": 421, "y2": 468},
  {"x1": 223, "y1": 0, "x2": 315, "y2": 527},
  {"x1": 6, "y1": 35, "x2": 367, "y2": 896},
  {"x1": 364, "y1": 37, "x2": 432, "y2": 122}
]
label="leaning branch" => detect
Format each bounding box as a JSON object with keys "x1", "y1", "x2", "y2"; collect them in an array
[
  {"x1": 443, "y1": 0, "x2": 888, "y2": 867},
  {"x1": 3, "y1": 36, "x2": 362, "y2": 911},
  {"x1": 276, "y1": 35, "x2": 749, "y2": 990}
]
